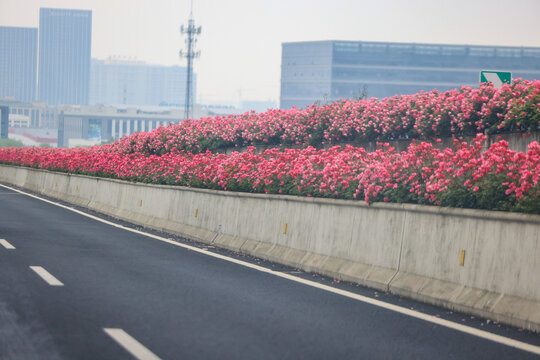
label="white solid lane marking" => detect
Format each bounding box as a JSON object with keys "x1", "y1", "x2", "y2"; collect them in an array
[
  {"x1": 29, "y1": 266, "x2": 64, "y2": 286},
  {"x1": 0, "y1": 239, "x2": 15, "y2": 249},
  {"x1": 104, "y1": 328, "x2": 161, "y2": 360},
  {"x1": 2, "y1": 184, "x2": 539, "y2": 355}
]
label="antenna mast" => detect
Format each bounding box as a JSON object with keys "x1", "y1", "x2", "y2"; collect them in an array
[{"x1": 179, "y1": 1, "x2": 201, "y2": 120}]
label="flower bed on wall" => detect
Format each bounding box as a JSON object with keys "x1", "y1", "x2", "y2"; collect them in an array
[
  {"x1": 112, "y1": 80, "x2": 540, "y2": 155},
  {"x1": 1, "y1": 134, "x2": 539, "y2": 214},
  {"x1": 1, "y1": 80, "x2": 539, "y2": 213}
]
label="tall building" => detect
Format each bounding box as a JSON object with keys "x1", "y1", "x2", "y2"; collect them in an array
[
  {"x1": 280, "y1": 40, "x2": 540, "y2": 109},
  {"x1": 38, "y1": 8, "x2": 92, "y2": 106},
  {"x1": 0, "y1": 27, "x2": 38, "y2": 102},
  {"x1": 90, "y1": 58, "x2": 195, "y2": 107}
]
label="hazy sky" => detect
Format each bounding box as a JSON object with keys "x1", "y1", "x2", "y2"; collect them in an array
[{"x1": 1, "y1": 0, "x2": 539, "y2": 106}]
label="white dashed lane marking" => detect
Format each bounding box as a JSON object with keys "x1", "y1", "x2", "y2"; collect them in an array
[
  {"x1": 29, "y1": 266, "x2": 64, "y2": 286},
  {"x1": 0, "y1": 239, "x2": 15, "y2": 249},
  {"x1": 104, "y1": 328, "x2": 162, "y2": 360}
]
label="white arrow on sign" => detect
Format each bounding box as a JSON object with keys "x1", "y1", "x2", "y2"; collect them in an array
[{"x1": 483, "y1": 72, "x2": 503, "y2": 89}]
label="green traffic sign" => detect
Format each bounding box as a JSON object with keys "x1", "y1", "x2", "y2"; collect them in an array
[{"x1": 480, "y1": 70, "x2": 512, "y2": 89}]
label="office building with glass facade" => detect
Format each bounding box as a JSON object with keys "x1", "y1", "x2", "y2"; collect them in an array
[
  {"x1": 89, "y1": 58, "x2": 195, "y2": 107},
  {"x1": 0, "y1": 27, "x2": 38, "y2": 102},
  {"x1": 280, "y1": 40, "x2": 540, "y2": 109},
  {"x1": 38, "y1": 8, "x2": 92, "y2": 106}
]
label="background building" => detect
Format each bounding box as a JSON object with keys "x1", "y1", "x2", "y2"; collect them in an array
[
  {"x1": 90, "y1": 58, "x2": 195, "y2": 107},
  {"x1": 280, "y1": 40, "x2": 540, "y2": 109},
  {"x1": 0, "y1": 99, "x2": 57, "y2": 128},
  {"x1": 0, "y1": 26, "x2": 38, "y2": 102},
  {"x1": 0, "y1": 99, "x2": 57, "y2": 146},
  {"x1": 38, "y1": 8, "x2": 92, "y2": 106},
  {"x1": 58, "y1": 105, "x2": 194, "y2": 147}
]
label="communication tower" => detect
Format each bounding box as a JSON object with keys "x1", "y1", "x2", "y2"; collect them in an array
[{"x1": 179, "y1": 4, "x2": 201, "y2": 120}]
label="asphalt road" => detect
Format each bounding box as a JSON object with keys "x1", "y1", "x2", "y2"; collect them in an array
[{"x1": 0, "y1": 184, "x2": 539, "y2": 360}]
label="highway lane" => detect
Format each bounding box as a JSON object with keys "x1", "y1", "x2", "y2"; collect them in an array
[{"x1": 0, "y1": 184, "x2": 539, "y2": 359}]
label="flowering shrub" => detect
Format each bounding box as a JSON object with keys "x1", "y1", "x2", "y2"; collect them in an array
[
  {"x1": 0, "y1": 135, "x2": 539, "y2": 214},
  {"x1": 0, "y1": 82, "x2": 538, "y2": 213},
  {"x1": 111, "y1": 79, "x2": 540, "y2": 155}
]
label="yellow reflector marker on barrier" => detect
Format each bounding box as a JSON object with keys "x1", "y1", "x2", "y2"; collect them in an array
[
  {"x1": 139, "y1": 200, "x2": 143, "y2": 207},
  {"x1": 194, "y1": 208, "x2": 198, "y2": 218},
  {"x1": 460, "y1": 249, "x2": 466, "y2": 266},
  {"x1": 283, "y1": 223, "x2": 287, "y2": 234}
]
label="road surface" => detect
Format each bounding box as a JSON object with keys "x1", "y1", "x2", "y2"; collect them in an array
[{"x1": 0, "y1": 184, "x2": 539, "y2": 359}]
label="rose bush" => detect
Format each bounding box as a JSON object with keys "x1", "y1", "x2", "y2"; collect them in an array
[
  {"x1": 1, "y1": 81, "x2": 538, "y2": 213},
  {"x1": 111, "y1": 79, "x2": 540, "y2": 155},
  {"x1": 0, "y1": 134, "x2": 539, "y2": 214}
]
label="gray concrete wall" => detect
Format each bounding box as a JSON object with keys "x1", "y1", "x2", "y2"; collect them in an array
[{"x1": 1, "y1": 165, "x2": 539, "y2": 332}]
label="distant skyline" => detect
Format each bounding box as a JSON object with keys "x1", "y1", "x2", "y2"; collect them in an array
[
  {"x1": 0, "y1": 26, "x2": 37, "y2": 102},
  {"x1": 38, "y1": 8, "x2": 92, "y2": 105},
  {"x1": 1, "y1": 0, "x2": 539, "y2": 106}
]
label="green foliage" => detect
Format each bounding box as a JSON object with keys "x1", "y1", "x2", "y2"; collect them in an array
[
  {"x1": 513, "y1": 194, "x2": 540, "y2": 214},
  {"x1": 0, "y1": 138, "x2": 24, "y2": 147},
  {"x1": 439, "y1": 184, "x2": 479, "y2": 209},
  {"x1": 379, "y1": 185, "x2": 425, "y2": 205},
  {"x1": 473, "y1": 175, "x2": 513, "y2": 211},
  {"x1": 438, "y1": 174, "x2": 540, "y2": 214}
]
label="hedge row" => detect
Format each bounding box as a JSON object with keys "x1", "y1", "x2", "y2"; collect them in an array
[{"x1": 111, "y1": 80, "x2": 540, "y2": 155}]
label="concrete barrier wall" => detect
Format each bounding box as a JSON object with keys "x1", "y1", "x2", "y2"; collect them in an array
[{"x1": 1, "y1": 165, "x2": 539, "y2": 331}]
